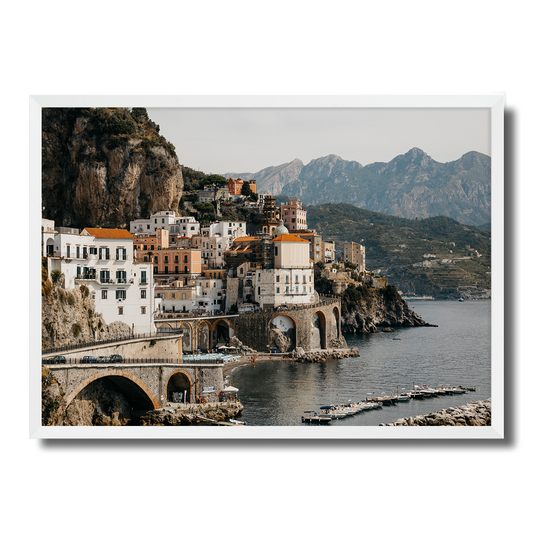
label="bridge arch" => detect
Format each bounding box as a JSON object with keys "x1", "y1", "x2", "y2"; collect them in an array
[
  {"x1": 64, "y1": 369, "x2": 161, "y2": 410},
  {"x1": 181, "y1": 322, "x2": 193, "y2": 352},
  {"x1": 311, "y1": 310, "x2": 327, "y2": 350},
  {"x1": 332, "y1": 306, "x2": 341, "y2": 338},
  {"x1": 269, "y1": 313, "x2": 297, "y2": 352},
  {"x1": 165, "y1": 369, "x2": 193, "y2": 403},
  {"x1": 212, "y1": 318, "x2": 235, "y2": 347},
  {"x1": 197, "y1": 320, "x2": 211, "y2": 351}
]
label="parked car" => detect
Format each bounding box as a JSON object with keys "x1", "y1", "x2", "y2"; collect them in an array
[
  {"x1": 97, "y1": 355, "x2": 111, "y2": 363},
  {"x1": 45, "y1": 355, "x2": 66, "y2": 364},
  {"x1": 109, "y1": 354, "x2": 123, "y2": 363},
  {"x1": 80, "y1": 356, "x2": 97, "y2": 364}
]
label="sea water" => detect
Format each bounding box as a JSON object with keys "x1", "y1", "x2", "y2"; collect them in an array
[{"x1": 230, "y1": 300, "x2": 491, "y2": 426}]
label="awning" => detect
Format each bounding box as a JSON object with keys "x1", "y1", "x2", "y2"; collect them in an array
[{"x1": 222, "y1": 386, "x2": 239, "y2": 392}]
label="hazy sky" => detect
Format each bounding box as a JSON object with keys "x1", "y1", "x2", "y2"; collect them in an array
[{"x1": 146, "y1": 107, "x2": 491, "y2": 174}]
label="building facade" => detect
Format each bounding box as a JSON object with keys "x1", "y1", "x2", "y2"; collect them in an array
[{"x1": 343, "y1": 241, "x2": 366, "y2": 271}]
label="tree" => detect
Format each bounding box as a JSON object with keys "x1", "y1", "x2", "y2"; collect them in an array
[{"x1": 241, "y1": 181, "x2": 252, "y2": 197}]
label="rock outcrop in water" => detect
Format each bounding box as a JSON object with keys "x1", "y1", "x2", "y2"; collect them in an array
[
  {"x1": 290, "y1": 346, "x2": 359, "y2": 362},
  {"x1": 381, "y1": 399, "x2": 491, "y2": 426},
  {"x1": 42, "y1": 107, "x2": 183, "y2": 228},
  {"x1": 341, "y1": 289, "x2": 435, "y2": 334}
]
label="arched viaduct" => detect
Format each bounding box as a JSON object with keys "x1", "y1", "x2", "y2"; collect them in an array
[{"x1": 47, "y1": 362, "x2": 224, "y2": 410}]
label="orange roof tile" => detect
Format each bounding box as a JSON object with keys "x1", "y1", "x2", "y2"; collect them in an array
[
  {"x1": 83, "y1": 228, "x2": 134, "y2": 239},
  {"x1": 272, "y1": 234, "x2": 310, "y2": 243}
]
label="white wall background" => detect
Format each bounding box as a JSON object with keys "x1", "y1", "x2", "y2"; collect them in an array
[{"x1": 4, "y1": 2, "x2": 529, "y2": 533}]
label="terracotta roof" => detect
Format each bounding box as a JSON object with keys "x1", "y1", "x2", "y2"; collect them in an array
[
  {"x1": 272, "y1": 234, "x2": 310, "y2": 243},
  {"x1": 83, "y1": 228, "x2": 134, "y2": 239}
]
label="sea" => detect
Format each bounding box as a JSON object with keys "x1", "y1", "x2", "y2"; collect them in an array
[{"x1": 230, "y1": 300, "x2": 491, "y2": 426}]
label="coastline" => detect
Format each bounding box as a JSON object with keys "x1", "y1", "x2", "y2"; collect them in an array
[{"x1": 222, "y1": 348, "x2": 360, "y2": 380}]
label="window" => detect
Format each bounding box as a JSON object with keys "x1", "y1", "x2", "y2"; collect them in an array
[
  {"x1": 164, "y1": 256, "x2": 168, "y2": 263},
  {"x1": 154, "y1": 266, "x2": 158, "y2": 274},
  {"x1": 102, "y1": 289, "x2": 107, "y2": 299},
  {"x1": 295, "y1": 275, "x2": 299, "y2": 283},
  {"x1": 296, "y1": 286, "x2": 299, "y2": 293},
  {"x1": 276, "y1": 275, "x2": 280, "y2": 282},
  {"x1": 118, "y1": 307, "x2": 124, "y2": 315},
  {"x1": 151, "y1": 245, "x2": 154, "y2": 250},
  {"x1": 116, "y1": 289, "x2": 126, "y2": 299},
  {"x1": 66, "y1": 245, "x2": 70, "y2": 258},
  {"x1": 76, "y1": 246, "x2": 80, "y2": 259},
  {"x1": 182, "y1": 293, "x2": 186, "y2": 299},
  {"x1": 100, "y1": 270, "x2": 110, "y2": 283},
  {"x1": 154, "y1": 256, "x2": 158, "y2": 264},
  {"x1": 276, "y1": 287, "x2": 280, "y2": 293},
  {"x1": 286, "y1": 275, "x2": 289, "y2": 284},
  {"x1": 141, "y1": 307, "x2": 146, "y2": 314},
  {"x1": 174, "y1": 255, "x2": 179, "y2": 263},
  {"x1": 141, "y1": 271, "x2": 147, "y2": 284},
  {"x1": 184, "y1": 255, "x2": 188, "y2": 263},
  {"x1": 275, "y1": 246, "x2": 278, "y2": 256},
  {"x1": 116, "y1": 270, "x2": 126, "y2": 283},
  {"x1": 140, "y1": 289, "x2": 146, "y2": 299}
]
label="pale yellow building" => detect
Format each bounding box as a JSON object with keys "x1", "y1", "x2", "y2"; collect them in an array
[{"x1": 343, "y1": 241, "x2": 366, "y2": 271}]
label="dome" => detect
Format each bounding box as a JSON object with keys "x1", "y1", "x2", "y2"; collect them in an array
[{"x1": 273, "y1": 221, "x2": 289, "y2": 235}]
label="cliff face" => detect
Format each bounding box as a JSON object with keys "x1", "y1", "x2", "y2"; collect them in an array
[
  {"x1": 41, "y1": 262, "x2": 131, "y2": 349},
  {"x1": 42, "y1": 107, "x2": 183, "y2": 228},
  {"x1": 341, "y1": 291, "x2": 432, "y2": 334}
]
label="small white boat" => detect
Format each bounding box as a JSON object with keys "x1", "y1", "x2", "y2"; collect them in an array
[
  {"x1": 229, "y1": 419, "x2": 247, "y2": 425},
  {"x1": 320, "y1": 406, "x2": 347, "y2": 419}
]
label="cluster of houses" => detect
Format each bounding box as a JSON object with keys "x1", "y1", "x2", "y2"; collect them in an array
[{"x1": 42, "y1": 194, "x2": 366, "y2": 339}]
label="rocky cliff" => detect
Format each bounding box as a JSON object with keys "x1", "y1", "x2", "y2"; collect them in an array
[
  {"x1": 41, "y1": 260, "x2": 131, "y2": 349},
  {"x1": 340, "y1": 288, "x2": 434, "y2": 334},
  {"x1": 42, "y1": 107, "x2": 183, "y2": 228}
]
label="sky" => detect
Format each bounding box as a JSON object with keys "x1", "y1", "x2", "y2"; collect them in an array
[{"x1": 146, "y1": 107, "x2": 491, "y2": 175}]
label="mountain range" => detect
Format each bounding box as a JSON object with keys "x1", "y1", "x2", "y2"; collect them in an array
[{"x1": 225, "y1": 148, "x2": 491, "y2": 227}]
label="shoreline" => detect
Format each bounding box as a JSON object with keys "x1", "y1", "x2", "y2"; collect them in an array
[{"x1": 222, "y1": 348, "x2": 359, "y2": 380}]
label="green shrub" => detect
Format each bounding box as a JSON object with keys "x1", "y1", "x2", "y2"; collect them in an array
[
  {"x1": 72, "y1": 323, "x2": 82, "y2": 337},
  {"x1": 51, "y1": 270, "x2": 62, "y2": 284}
]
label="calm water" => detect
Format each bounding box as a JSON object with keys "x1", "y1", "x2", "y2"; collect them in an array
[{"x1": 231, "y1": 300, "x2": 491, "y2": 426}]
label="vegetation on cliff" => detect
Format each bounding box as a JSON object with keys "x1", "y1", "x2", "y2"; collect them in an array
[
  {"x1": 41, "y1": 258, "x2": 130, "y2": 349},
  {"x1": 42, "y1": 107, "x2": 183, "y2": 228}
]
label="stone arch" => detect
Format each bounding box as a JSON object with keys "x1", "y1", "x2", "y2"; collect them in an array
[
  {"x1": 64, "y1": 369, "x2": 160, "y2": 410},
  {"x1": 332, "y1": 306, "x2": 341, "y2": 338},
  {"x1": 311, "y1": 310, "x2": 327, "y2": 350},
  {"x1": 197, "y1": 321, "x2": 211, "y2": 351},
  {"x1": 156, "y1": 321, "x2": 179, "y2": 334},
  {"x1": 45, "y1": 237, "x2": 55, "y2": 256},
  {"x1": 212, "y1": 318, "x2": 234, "y2": 347},
  {"x1": 269, "y1": 313, "x2": 297, "y2": 352},
  {"x1": 165, "y1": 369, "x2": 193, "y2": 403},
  {"x1": 181, "y1": 322, "x2": 193, "y2": 352}
]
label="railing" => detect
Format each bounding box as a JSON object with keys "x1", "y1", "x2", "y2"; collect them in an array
[
  {"x1": 42, "y1": 329, "x2": 184, "y2": 355},
  {"x1": 42, "y1": 356, "x2": 222, "y2": 366}
]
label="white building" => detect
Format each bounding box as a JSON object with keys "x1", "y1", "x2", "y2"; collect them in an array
[
  {"x1": 156, "y1": 277, "x2": 225, "y2": 314},
  {"x1": 129, "y1": 210, "x2": 178, "y2": 234},
  {"x1": 44, "y1": 225, "x2": 156, "y2": 334},
  {"x1": 253, "y1": 224, "x2": 316, "y2": 309},
  {"x1": 199, "y1": 220, "x2": 247, "y2": 267}
]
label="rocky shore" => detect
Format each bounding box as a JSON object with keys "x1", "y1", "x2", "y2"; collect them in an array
[
  {"x1": 290, "y1": 346, "x2": 360, "y2": 363},
  {"x1": 138, "y1": 401, "x2": 244, "y2": 426},
  {"x1": 380, "y1": 399, "x2": 491, "y2": 426}
]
